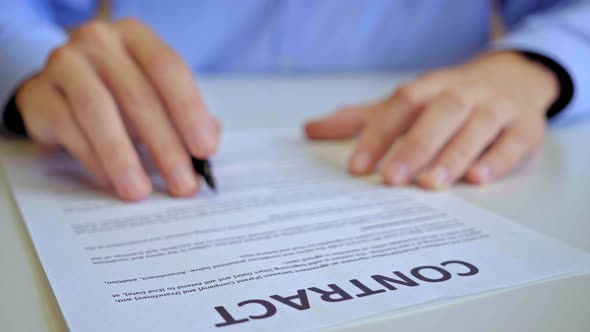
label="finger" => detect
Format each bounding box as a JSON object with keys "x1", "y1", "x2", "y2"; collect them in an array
[
  {"x1": 381, "y1": 90, "x2": 475, "y2": 185},
  {"x1": 17, "y1": 76, "x2": 108, "y2": 184},
  {"x1": 73, "y1": 23, "x2": 200, "y2": 197},
  {"x1": 465, "y1": 118, "x2": 544, "y2": 184},
  {"x1": 305, "y1": 71, "x2": 457, "y2": 142},
  {"x1": 348, "y1": 102, "x2": 416, "y2": 175},
  {"x1": 417, "y1": 101, "x2": 515, "y2": 189},
  {"x1": 46, "y1": 45, "x2": 151, "y2": 201},
  {"x1": 346, "y1": 72, "x2": 459, "y2": 176},
  {"x1": 114, "y1": 19, "x2": 218, "y2": 159},
  {"x1": 52, "y1": 107, "x2": 110, "y2": 186},
  {"x1": 304, "y1": 104, "x2": 374, "y2": 140},
  {"x1": 16, "y1": 76, "x2": 59, "y2": 147}
]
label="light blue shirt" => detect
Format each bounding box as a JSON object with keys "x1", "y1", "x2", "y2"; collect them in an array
[{"x1": 1, "y1": 0, "x2": 589, "y2": 124}]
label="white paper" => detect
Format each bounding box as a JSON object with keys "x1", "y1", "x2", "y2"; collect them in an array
[{"x1": 2, "y1": 131, "x2": 589, "y2": 332}]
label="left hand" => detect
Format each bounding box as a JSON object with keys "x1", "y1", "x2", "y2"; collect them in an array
[{"x1": 305, "y1": 52, "x2": 559, "y2": 189}]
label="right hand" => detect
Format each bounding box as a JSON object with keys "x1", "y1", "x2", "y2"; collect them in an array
[{"x1": 16, "y1": 19, "x2": 220, "y2": 201}]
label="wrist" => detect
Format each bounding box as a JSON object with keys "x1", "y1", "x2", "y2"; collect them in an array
[
  {"x1": 517, "y1": 51, "x2": 574, "y2": 119},
  {"x1": 515, "y1": 52, "x2": 560, "y2": 109},
  {"x1": 471, "y1": 51, "x2": 562, "y2": 116}
]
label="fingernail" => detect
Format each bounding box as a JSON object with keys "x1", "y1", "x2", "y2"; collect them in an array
[
  {"x1": 116, "y1": 169, "x2": 149, "y2": 199},
  {"x1": 190, "y1": 114, "x2": 217, "y2": 155},
  {"x1": 473, "y1": 164, "x2": 491, "y2": 183},
  {"x1": 171, "y1": 165, "x2": 198, "y2": 195},
  {"x1": 198, "y1": 122, "x2": 216, "y2": 148},
  {"x1": 351, "y1": 151, "x2": 373, "y2": 173},
  {"x1": 386, "y1": 161, "x2": 408, "y2": 185},
  {"x1": 425, "y1": 166, "x2": 449, "y2": 188}
]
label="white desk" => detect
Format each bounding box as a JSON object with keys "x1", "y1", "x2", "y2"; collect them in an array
[{"x1": 1, "y1": 75, "x2": 589, "y2": 332}]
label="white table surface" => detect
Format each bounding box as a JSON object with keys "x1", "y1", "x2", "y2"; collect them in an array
[{"x1": 1, "y1": 75, "x2": 589, "y2": 332}]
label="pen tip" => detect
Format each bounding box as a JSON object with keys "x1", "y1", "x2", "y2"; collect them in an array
[
  {"x1": 205, "y1": 176, "x2": 217, "y2": 192},
  {"x1": 193, "y1": 158, "x2": 217, "y2": 192}
]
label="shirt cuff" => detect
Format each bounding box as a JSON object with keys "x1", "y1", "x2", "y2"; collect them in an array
[
  {"x1": 493, "y1": 25, "x2": 590, "y2": 125},
  {"x1": 0, "y1": 22, "x2": 67, "y2": 127}
]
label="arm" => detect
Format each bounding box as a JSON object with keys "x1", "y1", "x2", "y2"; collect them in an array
[
  {"x1": 305, "y1": 0, "x2": 590, "y2": 190},
  {"x1": 0, "y1": 1, "x2": 67, "y2": 124},
  {"x1": 1, "y1": 4, "x2": 220, "y2": 201},
  {"x1": 495, "y1": 0, "x2": 590, "y2": 124}
]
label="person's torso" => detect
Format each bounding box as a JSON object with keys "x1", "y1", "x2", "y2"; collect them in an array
[{"x1": 52, "y1": 0, "x2": 499, "y2": 73}]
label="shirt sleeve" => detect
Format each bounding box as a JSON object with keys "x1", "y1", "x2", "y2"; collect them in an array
[
  {"x1": 0, "y1": 1, "x2": 67, "y2": 125},
  {"x1": 494, "y1": 0, "x2": 590, "y2": 125}
]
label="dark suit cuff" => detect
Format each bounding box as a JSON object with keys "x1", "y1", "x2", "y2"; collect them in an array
[
  {"x1": 519, "y1": 51, "x2": 574, "y2": 120},
  {"x1": 2, "y1": 94, "x2": 29, "y2": 137}
]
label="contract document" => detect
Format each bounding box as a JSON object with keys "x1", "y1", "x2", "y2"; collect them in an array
[{"x1": 2, "y1": 130, "x2": 589, "y2": 332}]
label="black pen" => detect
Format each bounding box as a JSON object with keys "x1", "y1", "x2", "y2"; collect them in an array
[{"x1": 191, "y1": 158, "x2": 217, "y2": 191}]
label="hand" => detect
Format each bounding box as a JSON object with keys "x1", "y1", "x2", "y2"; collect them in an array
[
  {"x1": 305, "y1": 52, "x2": 559, "y2": 189},
  {"x1": 16, "y1": 19, "x2": 220, "y2": 201}
]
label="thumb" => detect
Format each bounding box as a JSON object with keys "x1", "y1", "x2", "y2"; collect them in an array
[{"x1": 304, "y1": 104, "x2": 375, "y2": 140}]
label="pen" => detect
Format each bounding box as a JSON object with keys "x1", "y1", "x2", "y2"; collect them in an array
[{"x1": 191, "y1": 158, "x2": 217, "y2": 191}]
